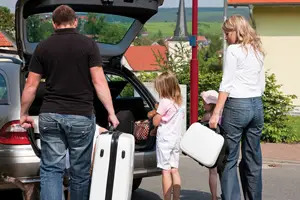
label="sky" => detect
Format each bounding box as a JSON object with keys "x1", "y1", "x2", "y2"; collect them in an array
[{"x1": 0, "y1": 0, "x2": 224, "y2": 12}]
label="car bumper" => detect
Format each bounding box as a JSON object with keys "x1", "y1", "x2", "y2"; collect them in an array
[
  {"x1": 0, "y1": 144, "x2": 40, "y2": 189},
  {"x1": 0, "y1": 146, "x2": 161, "y2": 189}
]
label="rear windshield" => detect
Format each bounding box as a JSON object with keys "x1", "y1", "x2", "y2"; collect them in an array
[{"x1": 26, "y1": 12, "x2": 134, "y2": 44}]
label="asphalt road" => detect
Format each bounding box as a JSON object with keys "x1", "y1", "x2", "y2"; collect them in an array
[
  {"x1": 132, "y1": 156, "x2": 300, "y2": 200},
  {"x1": 2, "y1": 156, "x2": 300, "y2": 200}
]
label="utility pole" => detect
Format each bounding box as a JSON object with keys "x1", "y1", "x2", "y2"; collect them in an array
[{"x1": 190, "y1": 0, "x2": 199, "y2": 124}]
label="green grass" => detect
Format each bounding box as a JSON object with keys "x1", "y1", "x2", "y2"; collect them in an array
[
  {"x1": 144, "y1": 22, "x2": 222, "y2": 38},
  {"x1": 288, "y1": 116, "x2": 300, "y2": 142}
]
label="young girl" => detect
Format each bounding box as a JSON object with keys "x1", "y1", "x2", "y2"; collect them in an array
[
  {"x1": 149, "y1": 71, "x2": 184, "y2": 200},
  {"x1": 200, "y1": 90, "x2": 219, "y2": 200}
]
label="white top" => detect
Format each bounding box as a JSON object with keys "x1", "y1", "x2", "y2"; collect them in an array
[
  {"x1": 219, "y1": 44, "x2": 265, "y2": 98},
  {"x1": 156, "y1": 98, "x2": 185, "y2": 144}
]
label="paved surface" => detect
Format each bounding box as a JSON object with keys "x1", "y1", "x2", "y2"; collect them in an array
[
  {"x1": 132, "y1": 156, "x2": 300, "y2": 200},
  {"x1": 1, "y1": 143, "x2": 300, "y2": 199}
]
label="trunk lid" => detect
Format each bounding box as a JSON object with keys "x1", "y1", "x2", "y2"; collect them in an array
[{"x1": 15, "y1": 0, "x2": 164, "y2": 68}]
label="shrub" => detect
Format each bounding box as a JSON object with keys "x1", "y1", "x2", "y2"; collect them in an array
[
  {"x1": 262, "y1": 72, "x2": 297, "y2": 143},
  {"x1": 150, "y1": 42, "x2": 297, "y2": 143}
]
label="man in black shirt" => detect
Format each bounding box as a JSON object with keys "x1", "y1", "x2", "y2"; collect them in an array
[{"x1": 20, "y1": 5, "x2": 119, "y2": 200}]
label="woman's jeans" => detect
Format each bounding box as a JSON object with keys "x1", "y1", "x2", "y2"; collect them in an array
[
  {"x1": 39, "y1": 113, "x2": 95, "y2": 200},
  {"x1": 220, "y1": 97, "x2": 264, "y2": 200}
]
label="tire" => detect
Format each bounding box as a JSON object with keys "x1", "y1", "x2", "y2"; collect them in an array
[{"x1": 132, "y1": 178, "x2": 142, "y2": 191}]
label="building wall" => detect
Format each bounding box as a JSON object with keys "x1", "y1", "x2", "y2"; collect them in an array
[{"x1": 254, "y1": 6, "x2": 300, "y2": 106}]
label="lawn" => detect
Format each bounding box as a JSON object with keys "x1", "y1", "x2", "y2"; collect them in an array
[
  {"x1": 288, "y1": 116, "x2": 300, "y2": 141},
  {"x1": 144, "y1": 21, "x2": 222, "y2": 38}
]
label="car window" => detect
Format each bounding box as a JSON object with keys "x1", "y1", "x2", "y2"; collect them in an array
[
  {"x1": 0, "y1": 73, "x2": 8, "y2": 104},
  {"x1": 26, "y1": 12, "x2": 134, "y2": 45},
  {"x1": 106, "y1": 74, "x2": 151, "y2": 110},
  {"x1": 106, "y1": 74, "x2": 134, "y2": 98}
]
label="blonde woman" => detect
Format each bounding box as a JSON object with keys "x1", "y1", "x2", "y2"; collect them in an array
[
  {"x1": 209, "y1": 15, "x2": 265, "y2": 200},
  {"x1": 148, "y1": 71, "x2": 185, "y2": 200}
]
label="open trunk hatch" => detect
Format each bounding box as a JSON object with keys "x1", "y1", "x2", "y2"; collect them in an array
[{"x1": 15, "y1": 0, "x2": 163, "y2": 66}]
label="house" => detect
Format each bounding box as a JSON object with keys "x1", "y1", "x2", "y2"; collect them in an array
[
  {"x1": 228, "y1": 0, "x2": 300, "y2": 111},
  {"x1": 122, "y1": 45, "x2": 167, "y2": 72},
  {"x1": 0, "y1": 32, "x2": 15, "y2": 51}
]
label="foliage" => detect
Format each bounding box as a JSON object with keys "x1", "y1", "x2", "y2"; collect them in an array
[
  {"x1": 262, "y1": 72, "x2": 298, "y2": 143},
  {"x1": 26, "y1": 13, "x2": 128, "y2": 44},
  {"x1": 287, "y1": 116, "x2": 300, "y2": 142},
  {"x1": 137, "y1": 72, "x2": 159, "y2": 82},
  {"x1": 27, "y1": 15, "x2": 53, "y2": 42},
  {"x1": 0, "y1": 6, "x2": 15, "y2": 39},
  {"x1": 80, "y1": 13, "x2": 129, "y2": 44},
  {"x1": 151, "y1": 41, "x2": 223, "y2": 122},
  {"x1": 151, "y1": 38, "x2": 297, "y2": 143},
  {"x1": 133, "y1": 29, "x2": 165, "y2": 46}
]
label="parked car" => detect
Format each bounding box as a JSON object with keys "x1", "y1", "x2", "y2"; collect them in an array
[{"x1": 0, "y1": 0, "x2": 164, "y2": 194}]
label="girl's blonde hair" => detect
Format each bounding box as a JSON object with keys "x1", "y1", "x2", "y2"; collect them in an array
[
  {"x1": 222, "y1": 15, "x2": 264, "y2": 56},
  {"x1": 155, "y1": 71, "x2": 182, "y2": 105}
]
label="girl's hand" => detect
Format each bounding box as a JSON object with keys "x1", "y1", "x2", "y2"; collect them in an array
[
  {"x1": 99, "y1": 127, "x2": 108, "y2": 134},
  {"x1": 209, "y1": 113, "x2": 220, "y2": 129},
  {"x1": 147, "y1": 110, "x2": 157, "y2": 119}
]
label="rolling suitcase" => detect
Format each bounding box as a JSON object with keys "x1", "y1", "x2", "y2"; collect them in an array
[
  {"x1": 89, "y1": 130, "x2": 135, "y2": 200},
  {"x1": 180, "y1": 122, "x2": 228, "y2": 168}
]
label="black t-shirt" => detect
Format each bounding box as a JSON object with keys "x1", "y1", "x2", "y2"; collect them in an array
[{"x1": 29, "y1": 28, "x2": 103, "y2": 116}]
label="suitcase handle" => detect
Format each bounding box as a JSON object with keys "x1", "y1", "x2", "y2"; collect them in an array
[
  {"x1": 198, "y1": 121, "x2": 227, "y2": 136},
  {"x1": 27, "y1": 128, "x2": 41, "y2": 158},
  {"x1": 108, "y1": 126, "x2": 116, "y2": 132}
]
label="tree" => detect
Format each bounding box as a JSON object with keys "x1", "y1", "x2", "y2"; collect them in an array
[
  {"x1": 84, "y1": 13, "x2": 128, "y2": 44},
  {"x1": 0, "y1": 6, "x2": 15, "y2": 39},
  {"x1": 151, "y1": 38, "x2": 297, "y2": 143},
  {"x1": 27, "y1": 15, "x2": 53, "y2": 42}
]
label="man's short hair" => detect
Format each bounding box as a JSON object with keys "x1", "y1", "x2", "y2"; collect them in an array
[{"x1": 52, "y1": 5, "x2": 76, "y2": 25}]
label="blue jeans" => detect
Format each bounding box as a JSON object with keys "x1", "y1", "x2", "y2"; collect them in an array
[
  {"x1": 220, "y1": 97, "x2": 264, "y2": 200},
  {"x1": 39, "y1": 113, "x2": 95, "y2": 200}
]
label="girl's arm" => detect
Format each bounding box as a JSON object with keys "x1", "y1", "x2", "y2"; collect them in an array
[{"x1": 153, "y1": 113, "x2": 162, "y2": 127}]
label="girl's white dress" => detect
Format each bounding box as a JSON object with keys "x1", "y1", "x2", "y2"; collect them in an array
[{"x1": 156, "y1": 98, "x2": 185, "y2": 170}]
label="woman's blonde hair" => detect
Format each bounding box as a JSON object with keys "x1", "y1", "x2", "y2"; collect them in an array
[
  {"x1": 155, "y1": 71, "x2": 182, "y2": 105},
  {"x1": 223, "y1": 15, "x2": 264, "y2": 56}
]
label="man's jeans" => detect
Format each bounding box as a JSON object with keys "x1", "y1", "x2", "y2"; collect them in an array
[
  {"x1": 39, "y1": 113, "x2": 95, "y2": 200},
  {"x1": 220, "y1": 97, "x2": 264, "y2": 200}
]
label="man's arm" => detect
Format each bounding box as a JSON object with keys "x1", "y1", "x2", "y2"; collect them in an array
[
  {"x1": 20, "y1": 72, "x2": 41, "y2": 128},
  {"x1": 90, "y1": 66, "x2": 119, "y2": 128}
]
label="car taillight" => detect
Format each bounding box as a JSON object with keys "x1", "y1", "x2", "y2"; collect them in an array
[{"x1": 0, "y1": 120, "x2": 31, "y2": 145}]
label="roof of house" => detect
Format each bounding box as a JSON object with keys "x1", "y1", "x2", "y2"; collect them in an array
[
  {"x1": 197, "y1": 36, "x2": 207, "y2": 42},
  {"x1": 0, "y1": 32, "x2": 14, "y2": 47},
  {"x1": 124, "y1": 45, "x2": 167, "y2": 72},
  {"x1": 228, "y1": 0, "x2": 300, "y2": 5}
]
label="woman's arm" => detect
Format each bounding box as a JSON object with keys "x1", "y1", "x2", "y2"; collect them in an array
[
  {"x1": 209, "y1": 92, "x2": 228, "y2": 128},
  {"x1": 209, "y1": 46, "x2": 237, "y2": 129}
]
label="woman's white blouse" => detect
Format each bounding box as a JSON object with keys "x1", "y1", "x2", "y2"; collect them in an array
[{"x1": 219, "y1": 44, "x2": 265, "y2": 98}]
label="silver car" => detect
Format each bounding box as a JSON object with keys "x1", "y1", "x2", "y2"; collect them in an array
[{"x1": 0, "y1": 0, "x2": 164, "y2": 193}]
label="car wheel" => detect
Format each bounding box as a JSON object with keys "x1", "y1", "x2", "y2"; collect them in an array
[{"x1": 132, "y1": 178, "x2": 142, "y2": 191}]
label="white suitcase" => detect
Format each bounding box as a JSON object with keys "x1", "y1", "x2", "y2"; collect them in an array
[
  {"x1": 89, "y1": 130, "x2": 135, "y2": 200},
  {"x1": 180, "y1": 122, "x2": 224, "y2": 168}
]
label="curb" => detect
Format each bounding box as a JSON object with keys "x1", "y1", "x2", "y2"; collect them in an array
[{"x1": 262, "y1": 158, "x2": 300, "y2": 165}]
